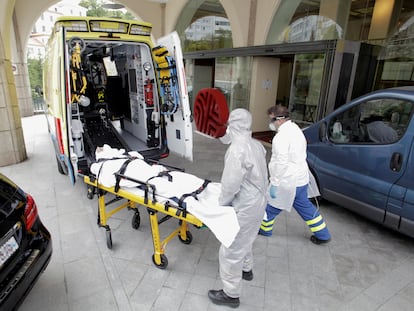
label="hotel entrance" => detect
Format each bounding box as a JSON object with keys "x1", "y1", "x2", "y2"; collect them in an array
[{"x1": 184, "y1": 39, "x2": 372, "y2": 135}]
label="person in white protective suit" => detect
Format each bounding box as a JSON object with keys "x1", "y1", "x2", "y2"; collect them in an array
[
  {"x1": 208, "y1": 108, "x2": 268, "y2": 308},
  {"x1": 258, "y1": 104, "x2": 331, "y2": 244}
]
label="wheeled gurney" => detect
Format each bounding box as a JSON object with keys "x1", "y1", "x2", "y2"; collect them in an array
[{"x1": 84, "y1": 145, "x2": 239, "y2": 269}]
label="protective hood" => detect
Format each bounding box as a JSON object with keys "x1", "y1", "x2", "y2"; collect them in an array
[
  {"x1": 220, "y1": 108, "x2": 252, "y2": 144},
  {"x1": 228, "y1": 108, "x2": 252, "y2": 132}
]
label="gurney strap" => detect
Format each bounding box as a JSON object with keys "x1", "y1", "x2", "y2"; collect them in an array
[
  {"x1": 177, "y1": 179, "x2": 211, "y2": 215},
  {"x1": 115, "y1": 173, "x2": 157, "y2": 205},
  {"x1": 114, "y1": 158, "x2": 134, "y2": 192},
  {"x1": 147, "y1": 170, "x2": 173, "y2": 183}
]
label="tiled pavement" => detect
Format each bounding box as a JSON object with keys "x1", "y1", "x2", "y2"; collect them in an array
[{"x1": 2, "y1": 115, "x2": 414, "y2": 311}]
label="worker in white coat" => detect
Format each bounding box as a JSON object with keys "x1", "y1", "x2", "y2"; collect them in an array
[
  {"x1": 259, "y1": 105, "x2": 331, "y2": 245},
  {"x1": 208, "y1": 108, "x2": 268, "y2": 308}
]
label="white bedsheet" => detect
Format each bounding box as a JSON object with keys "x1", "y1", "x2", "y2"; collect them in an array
[{"x1": 90, "y1": 145, "x2": 240, "y2": 248}]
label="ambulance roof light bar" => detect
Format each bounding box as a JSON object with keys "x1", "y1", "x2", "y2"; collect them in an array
[
  {"x1": 55, "y1": 20, "x2": 88, "y2": 32},
  {"x1": 130, "y1": 24, "x2": 152, "y2": 36},
  {"x1": 90, "y1": 20, "x2": 129, "y2": 33},
  {"x1": 54, "y1": 17, "x2": 152, "y2": 36}
]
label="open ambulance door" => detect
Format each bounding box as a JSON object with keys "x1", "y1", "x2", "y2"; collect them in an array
[
  {"x1": 156, "y1": 32, "x2": 193, "y2": 162},
  {"x1": 64, "y1": 31, "x2": 84, "y2": 184},
  {"x1": 51, "y1": 27, "x2": 77, "y2": 184}
]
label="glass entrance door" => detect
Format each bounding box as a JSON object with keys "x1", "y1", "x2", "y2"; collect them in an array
[{"x1": 289, "y1": 53, "x2": 325, "y2": 126}]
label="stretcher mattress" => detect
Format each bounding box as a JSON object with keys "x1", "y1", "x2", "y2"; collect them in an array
[{"x1": 90, "y1": 145, "x2": 240, "y2": 248}]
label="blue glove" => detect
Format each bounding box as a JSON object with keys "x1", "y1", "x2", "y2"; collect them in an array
[{"x1": 269, "y1": 185, "x2": 277, "y2": 199}]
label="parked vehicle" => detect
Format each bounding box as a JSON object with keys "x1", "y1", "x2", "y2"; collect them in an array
[
  {"x1": 0, "y1": 173, "x2": 52, "y2": 310},
  {"x1": 43, "y1": 17, "x2": 192, "y2": 184},
  {"x1": 303, "y1": 86, "x2": 414, "y2": 238}
]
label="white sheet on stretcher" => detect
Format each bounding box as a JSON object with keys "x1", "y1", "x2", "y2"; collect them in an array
[{"x1": 90, "y1": 145, "x2": 240, "y2": 248}]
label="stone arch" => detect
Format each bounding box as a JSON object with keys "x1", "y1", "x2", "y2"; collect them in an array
[
  {"x1": 266, "y1": 0, "x2": 345, "y2": 44},
  {"x1": 281, "y1": 15, "x2": 343, "y2": 43},
  {"x1": 174, "y1": 0, "x2": 242, "y2": 47},
  {"x1": 175, "y1": 0, "x2": 206, "y2": 36},
  {"x1": 380, "y1": 15, "x2": 414, "y2": 61},
  {"x1": 266, "y1": 0, "x2": 302, "y2": 44},
  {"x1": 14, "y1": 0, "x2": 58, "y2": 55}
]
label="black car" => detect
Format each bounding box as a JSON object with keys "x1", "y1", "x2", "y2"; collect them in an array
[{"x1": 0, "y1": 173, "x2": 52, "y2": 310}]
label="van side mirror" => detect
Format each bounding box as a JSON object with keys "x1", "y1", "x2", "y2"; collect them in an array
[{"x1": 318, "y1": 122, "x2": 327, "y2": 141}]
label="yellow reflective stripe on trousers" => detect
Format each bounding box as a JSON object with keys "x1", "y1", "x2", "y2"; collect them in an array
[
  {"x1": 310, "y1": 222, "x2": 326, "y2": 232},
  {"x1": 260, "y1": 225, "x2": 273, "y2": 232},
  {"x1": 306, "y1": 215, "x2": 322, "y2": 226},
  {"x1": 261, "y1": 218, "x2": 275, "y2": 227}
]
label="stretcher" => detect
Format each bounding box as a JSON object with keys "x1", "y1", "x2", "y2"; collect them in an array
[
  {"x1": 83, "y1": 145, "x2": 239, "y2": 269},
  {"x1": 84, "y1": 174, "x2": 205, "y2": 269}
]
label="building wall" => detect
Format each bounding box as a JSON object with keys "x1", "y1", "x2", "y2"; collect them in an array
[{"x1": 250, "y1": 57, "x2": 280, "y2": 132}]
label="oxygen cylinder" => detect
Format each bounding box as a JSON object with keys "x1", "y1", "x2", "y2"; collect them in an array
[{"x1": 144, "y1": 78, "x2": 154, "y2": 106}]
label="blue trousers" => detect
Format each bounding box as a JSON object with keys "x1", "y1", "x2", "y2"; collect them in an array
[{"x1": 259, "y1": 184, "x2": 331, "y2": 240}]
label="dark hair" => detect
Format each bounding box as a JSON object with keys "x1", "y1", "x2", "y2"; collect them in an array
[{"x1": 267, "y1": 104, "x2": 289, "y2": 118}]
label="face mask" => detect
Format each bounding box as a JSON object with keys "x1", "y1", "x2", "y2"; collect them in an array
[{"x1": 269, "y1": 122, "x2": 277, "y2": 132}]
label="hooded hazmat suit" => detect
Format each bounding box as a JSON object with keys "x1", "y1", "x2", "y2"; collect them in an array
[{"x1": 218, "y1": 108, "x2": 268, "y2": 298}]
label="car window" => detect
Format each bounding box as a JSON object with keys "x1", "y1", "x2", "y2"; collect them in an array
[{"x1": 328, "y1": 98, "x2": 414, "y2": 144}]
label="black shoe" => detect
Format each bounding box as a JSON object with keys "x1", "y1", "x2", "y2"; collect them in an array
[
  {"x1": 208, "y1": 289, "x2": 240, "y2": 308},
  {"x1": 242, "y1": 270, "x2": 253, "y2": 281},
  {"x1": 310, "y1": 235, "x2": 331, "y2": 245},
  {"x1": 258, "y1": 229, "x2": 272, "y2": 237}
]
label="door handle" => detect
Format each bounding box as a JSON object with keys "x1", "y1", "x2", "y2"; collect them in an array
[{"x1": 390, "y1": 152, "x2": 403, "y2": 172}]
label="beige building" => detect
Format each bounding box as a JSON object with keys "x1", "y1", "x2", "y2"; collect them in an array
[{"x1": 1, "y1": 0, "x2": 413, "y2": 166}]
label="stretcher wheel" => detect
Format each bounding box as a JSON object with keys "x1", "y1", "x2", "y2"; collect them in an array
[
  {"x1": 87, "y1": 186, "x2": 95, "y2": 200},
  {"x1": 106, "y1": 229, "x2": 112, "y2": 249},
  {"x1": 131, "y1": 212, "x2": 141, "y2": 229},
  {"x1": 152, "y1": 254, "x2": 168, "y2": 269},
  {"x1": 179, "y1": 231, "x2": 192, "y2": 244}
]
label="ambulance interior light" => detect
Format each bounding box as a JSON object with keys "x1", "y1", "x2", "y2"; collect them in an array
[{"x1": 143, "y1": 62, "x2": 151, "y2": 73}]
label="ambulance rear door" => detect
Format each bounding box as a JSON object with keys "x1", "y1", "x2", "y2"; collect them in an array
[
  {"x1": 45, "y1": 26, "x2": 77, "y2": 184},
  {"x1": 156, "y1": 32, "x2": 193, "y2": 161},
  {"x1": 64, "y1": 33, "x2": 81, "y2": 183}
]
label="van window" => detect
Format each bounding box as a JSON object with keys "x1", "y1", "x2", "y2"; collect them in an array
[{"x1": 328, "y1": 98, "x2": 414, "y2": 144}]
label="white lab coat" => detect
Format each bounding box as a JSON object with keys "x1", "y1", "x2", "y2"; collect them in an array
[
  {"x1": 267, "y1": 120, "x2": 310, "y2": 211},
  {"x1": 217, "y1": 109, "x2": 268, "y2": 298}
]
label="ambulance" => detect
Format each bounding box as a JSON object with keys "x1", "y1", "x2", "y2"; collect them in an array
[{"x1": 43, "y1": 17, "x2": 193, "y2": 183}]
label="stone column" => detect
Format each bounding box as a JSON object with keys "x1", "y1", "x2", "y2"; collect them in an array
[
  {"x1": 368, "y1": 0, "x2": 403, "y2": 41},
  {"x1": 0, "y1": 51, "x2": 27, "y2": 166},
  {"x1": 320, "y1": 0, "x2": 352, "y2": 36},
  {"x1": 13, "y1": 61, "x2": 34, "y2": 117},
  {"x1": 250, "y1": 57, "x2": 280, "y2": 132},
  {"x1": 13, "y1": 11, "x2": 33, "y2": 117}
]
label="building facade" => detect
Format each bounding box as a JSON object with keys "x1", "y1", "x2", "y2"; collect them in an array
[
  {"x1": 0, "y1": 0, "x2": 413, "y2": 165},
  {"x1": 27, "y1": 1, "x2": 86, "y2": 59}
]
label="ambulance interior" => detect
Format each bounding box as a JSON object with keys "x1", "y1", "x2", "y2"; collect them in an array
[{"x1": 70, "y1": 38, "x2": 163, "y2": 171}]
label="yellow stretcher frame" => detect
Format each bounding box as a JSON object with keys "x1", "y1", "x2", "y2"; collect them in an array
[{"x1": 84, "y1": 175, "x2": 203, "y2": 269}]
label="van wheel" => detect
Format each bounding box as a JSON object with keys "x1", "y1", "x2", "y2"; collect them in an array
[{"x1": 56, "y1": 157, "x2": 66, "y2": 175}]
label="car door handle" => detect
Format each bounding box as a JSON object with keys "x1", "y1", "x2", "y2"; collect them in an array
[{"x1": 390, "y1": 152, "x2": 403, "y2": 172}]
